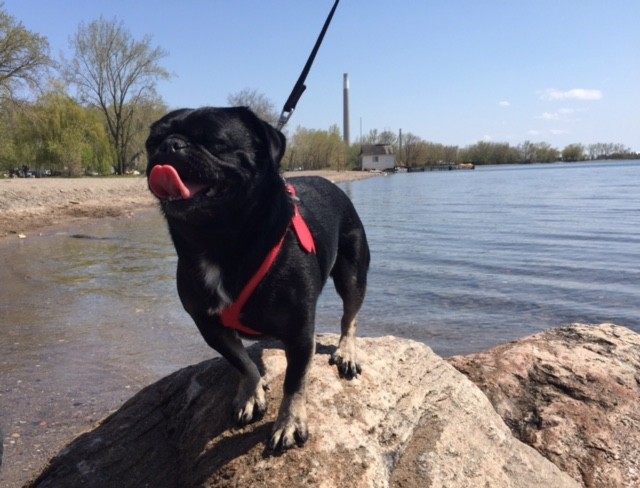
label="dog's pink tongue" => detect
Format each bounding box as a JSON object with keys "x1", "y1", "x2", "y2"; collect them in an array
[{"x1": 148, "y1": 165, "x2": 192, "y2": 200}]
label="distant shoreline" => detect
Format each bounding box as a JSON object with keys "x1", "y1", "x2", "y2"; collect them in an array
[{"x1": 0, "y1": 170, "x2": 377, "y2": 240}]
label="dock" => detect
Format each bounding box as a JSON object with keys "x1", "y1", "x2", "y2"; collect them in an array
[{"x1": 406, "y1": 163, "x2": 475, "y2": 172}]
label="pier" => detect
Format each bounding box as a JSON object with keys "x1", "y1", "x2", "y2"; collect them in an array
[{"x1": 406, "y1": 162, "x2": 475, "y2": 172}]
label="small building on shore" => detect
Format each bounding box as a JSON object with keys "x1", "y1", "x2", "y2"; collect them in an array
[{"x1": 360, "y1": 144, "x2": 396, "y2": 171}]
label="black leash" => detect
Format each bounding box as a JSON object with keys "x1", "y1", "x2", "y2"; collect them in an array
[{"x1": 276, "y1": 0, "x2": 340, "y2": 131}]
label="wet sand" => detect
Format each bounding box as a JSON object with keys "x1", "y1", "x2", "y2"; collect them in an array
[
  {"x1": 0, "y1": 176, "x2": 153, "y2": 240},
  {"x1": 0, "y1": 170, "x2": 376, "y2": 241}
]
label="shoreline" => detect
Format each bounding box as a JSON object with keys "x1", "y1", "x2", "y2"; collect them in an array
[{"x1": 0, "y1": 170, "x2": 378, "y2": 241}]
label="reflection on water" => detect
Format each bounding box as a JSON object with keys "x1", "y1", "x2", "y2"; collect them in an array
[
  {"x1": 0, "y1": 209, "x2": 217, "y2": 484},
  {"x1": 1, "y1": 210, "x2": 216, "y2": 378},
  {"x1": 342, "y1": 162, "x2": 640, "y2": 354}
]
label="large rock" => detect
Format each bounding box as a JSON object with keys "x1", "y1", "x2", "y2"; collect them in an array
[
  {"x1": 449, "y1": 323, "x2": 640, "y2": 488},
  {"x1": 25, "y1": 335, "x2": 576, "y2": 488}
]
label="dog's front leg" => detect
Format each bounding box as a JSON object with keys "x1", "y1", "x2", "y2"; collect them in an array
[
  {"x1": 234, "y1": 369, "x2": 268, "y2": 426},
  {"x1": 269, "y1": 335, "x2": 315, "y2": 451},
  {"x1": 200, "y1": 325, "x2": 267, "y2": 425}
]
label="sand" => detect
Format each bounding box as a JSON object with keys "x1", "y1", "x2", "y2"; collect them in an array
[{"x1": 0, "y1": 170, "x2": 376, "y2": 240}]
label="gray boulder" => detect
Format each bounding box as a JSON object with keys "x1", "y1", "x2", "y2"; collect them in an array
[{"x1": 26, "y1": 334, "x2": 577, "y2": 487}]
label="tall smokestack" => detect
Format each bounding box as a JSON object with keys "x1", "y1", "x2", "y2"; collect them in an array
[{"x1": 343, "y1": 73, "x2": 350, "y2": 146}]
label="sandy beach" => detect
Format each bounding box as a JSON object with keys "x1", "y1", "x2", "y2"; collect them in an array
[{"x1": 0, "y1": 170, "x2": 376, "y2": 240}]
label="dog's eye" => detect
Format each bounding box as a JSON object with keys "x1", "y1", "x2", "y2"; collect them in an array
[{"x1": 206, "y1": 140, "x2": 230, "y2": 155}]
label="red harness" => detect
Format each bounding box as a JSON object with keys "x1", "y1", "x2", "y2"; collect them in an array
[{"x1": 218, "y1": 184, "x2": 316, "y2": 335}]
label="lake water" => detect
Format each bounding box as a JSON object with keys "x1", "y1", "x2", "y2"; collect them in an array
[
  {"x1": 340, "y1": 160, "x2": 640, "y2": 355},
  {"x1": 1, "y1": 160, "x2": 639, "y2": 479}
]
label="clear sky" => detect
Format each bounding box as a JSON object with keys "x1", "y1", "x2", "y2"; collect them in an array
[{"x1": 4, "y1": 0, "x2": 639, "y2": 151}]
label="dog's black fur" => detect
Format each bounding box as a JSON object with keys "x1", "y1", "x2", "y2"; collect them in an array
[{"x1": 145, "y1": 107, "x2": 369, "y2": 450}]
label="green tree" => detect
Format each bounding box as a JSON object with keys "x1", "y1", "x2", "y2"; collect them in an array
[
  {"x1": 562, "y1": 143, "x2": 585, "y2": 162},
  {"x1": 286, "y1": 125, "x2": 346, "y2": 171},
  {"x1": 534, "y1": 142, "x2": 559, "y2": 163},
  {"x1": 443, "y1": 145, "x2": 459, "y2": 163},
  {"x1": 518, "y1": 140, "x2": 536, "y2": 163},
  {"x1": 422, "y1": 142, "x2": 453, "y2": 165},
  {"x1": 587, "y1": 142, "x2": 631, "y2": 160},
  {"x1": 0, "y1": 3, "x2": 50, "y2": 101},
  {"x1": 400, "y1": 132, "x2": 423, "y2": 167},
  {"x1": 62, "y1": 17, "x2": 170, "y2": 174},
  {"x1": 345, "y1": 143, "x2": 362, "y2": 170},
  {"x1": 14, "y1": 90, "x2": 115, "y2": 175},
  {"x1": 0, "y1": 103, "x2": 18, "y2": 171},
  {"x1": 459, "y1": 141, "x2": 519, "y2": 165}
]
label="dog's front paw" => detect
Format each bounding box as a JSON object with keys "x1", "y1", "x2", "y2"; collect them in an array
[
  {"x1": 267, "y1": 393, "x2": 308, "y2": 451},
  {"x1": 330, "y1": 349, "x2": 362, "y2": 379},
  {"x1": 268, "y1": 413, "x2": 308, "y2": 451},
  {"x1": 233, "y1": 376, "x2": 268, "y2": 426}
]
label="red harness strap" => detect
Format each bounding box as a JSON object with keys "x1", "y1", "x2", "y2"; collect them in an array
[{"x1": 218, "y1": 184, "x2": 315, "y2": 335}]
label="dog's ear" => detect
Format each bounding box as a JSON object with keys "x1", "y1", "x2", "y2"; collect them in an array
[
  {"x1": 262, "y1": 122, "x2": 286, "y2": 168},
  {"x1": 233, "y1": 106, "x2": 286, "y2": 169}
]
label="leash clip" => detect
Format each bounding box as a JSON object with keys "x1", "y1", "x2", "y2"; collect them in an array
[
  {"x1": 276, "y1": 109, "x2": 294, "y2": 131},
  {"x1": 284, "y1": 179, "x2": 301, "y2": 203}
]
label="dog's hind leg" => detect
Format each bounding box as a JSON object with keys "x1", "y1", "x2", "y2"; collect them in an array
[{"x1": 329, "y1": 249, "x2": 368, "y2": 379}]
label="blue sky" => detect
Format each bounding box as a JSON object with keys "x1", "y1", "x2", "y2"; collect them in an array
[{"x1": 4, "y1": 0, "x2": 639, "y2": 151}]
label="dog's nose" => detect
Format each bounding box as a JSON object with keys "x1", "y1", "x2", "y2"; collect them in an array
[{"x1": 159, "y1": 137, "x2": 189, "y2": 154}]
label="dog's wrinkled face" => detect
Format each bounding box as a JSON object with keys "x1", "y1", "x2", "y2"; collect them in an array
[{"x1": 145, "y1": 107, "x2": 285, "y2": 221}]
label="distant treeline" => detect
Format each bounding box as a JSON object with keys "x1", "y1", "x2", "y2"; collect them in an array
[
  {"x1": 281, "y1": 126, "x2": 638, "y2": 171},
  {"x1": 1, "y1": 5, "x2": 636, "y2": 176},
  {"x1": 451, "y1": 140, "x2": 638, "y2": 166}
]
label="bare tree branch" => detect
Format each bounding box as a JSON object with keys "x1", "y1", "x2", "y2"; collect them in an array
[
  {"x1": 0, "y1": 5, "x2": 51, "y2": 100},
  {"x1": 62, "y1": 17, "x2": 170, "y2": 174}
]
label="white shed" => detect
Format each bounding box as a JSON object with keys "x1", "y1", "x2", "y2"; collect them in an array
[{"x1": 360, "y1": 144, "x2": 396, "y2": 171}]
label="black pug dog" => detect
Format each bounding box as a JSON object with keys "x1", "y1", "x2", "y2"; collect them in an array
[{"x1": 145, "y1": 106, "x2": 370, "y2": 451}]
